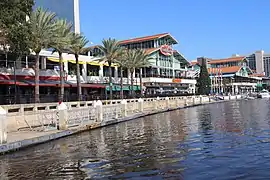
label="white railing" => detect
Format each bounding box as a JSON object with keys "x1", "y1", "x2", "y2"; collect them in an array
[{"x1": 67, "y1": 107, "x2": 96, "y2": 128}]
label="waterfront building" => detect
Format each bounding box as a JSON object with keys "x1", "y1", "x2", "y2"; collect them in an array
[
  {"x1": 191, "y1": 55, "x2": 264, "y2": 94},
  {"x1": 34, "y1": 0, "x2": 80, "y2": 33},
  {"x1": 90, "y1": 33, "x2": 197, "y2": 95},
  {"x1": 0, "y1": 33, "x2": 196, "y2": 104}
]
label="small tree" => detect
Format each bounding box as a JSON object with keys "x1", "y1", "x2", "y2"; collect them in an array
[
  {"x1": 197, "y1": 58, "x2": 211, "y2": 95},
  {"x1": 51, "y1": 19, "x2": 72, "y2": 102},
  {"x1": 29, "y1": 7, "x2": 56, "y2": 103},
  {"x1": 115, "y1": 48, "x2": 128, "y2": 99},
  {"x1": 125, "y1": 49, "x2": 151, "y2": 97},
  {"x1": 98, "y1": 38, "x2": 122, "y2": 100},
  {"x1": 68, "y1": 33, "x2": 90, "y2": 101}
]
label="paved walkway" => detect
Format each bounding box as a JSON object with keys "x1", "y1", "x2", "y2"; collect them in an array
[{"x1": 7, "y1": 130, "x2": 61, "y2": 143}]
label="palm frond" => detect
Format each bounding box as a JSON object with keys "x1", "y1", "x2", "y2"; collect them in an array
[
  {"x1": 29, "y1": 7, "x2": 56, "y2": 53},
  {"x1": 50, "y1": 18, "x2": 73, "y2": 53},
  {"x1": 99, "y1": 38, "x2": 122, "y2": 64}
]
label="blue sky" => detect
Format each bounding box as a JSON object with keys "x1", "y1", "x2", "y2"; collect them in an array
[{"x1": 80, "y1": 0, "x2": 270, "y2": 61}]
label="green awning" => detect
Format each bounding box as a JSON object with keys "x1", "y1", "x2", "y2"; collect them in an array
[
  {"x1": 106, "y1": 85, "x2": 140, "y2": 91},
  {"x1": 257, "y1": 83, "x2": 263, "y2": 87}
]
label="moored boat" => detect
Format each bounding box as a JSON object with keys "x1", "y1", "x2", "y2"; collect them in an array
[{"x1": 257, "y1": 89, "x2": 270, "y2": 98}]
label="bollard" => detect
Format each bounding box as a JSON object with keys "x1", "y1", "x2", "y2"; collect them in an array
[
  {"x1": 0, "y1": 106, "x2": 7, "y2": 144},
  {"x1": 57, "y1": 102, "x2": 68, "y2": 130},
  {"x1": 154, "y1": 99, "x2": 159, "y2": 110},
  {"x1": 229, "y1": 94, "x2": 231, "y2": 100},
  {"x1": 200, "y1": 95, "x2": 203, "y2": 104},
  {"x1": 209, "y1": 96, "x2": 211, "y2": 102},
  {"x1": 176, "y1": 98, "x2": 180, "y2": 107},
  {"x1": 165, "y1": 97, "x2": 170, "y2": 108},
  {"x1": 192, "y1": 96, "x2": 196, "y2": 105},
  {"x1": 96, "y1": 100, "x2": 103, "y2": 122},
  {"x1": 138, "y1": 98, "x2": 144, "y2": 112},
  {"x1": 93, "y1": 100, "x2": 97, "y2": 108},
  {"x1": 184, "y1": 97, "x2": 188, "y2": 106},
  {"x1": 121, "y1": 100, "x2": 127, "y2": 116}
]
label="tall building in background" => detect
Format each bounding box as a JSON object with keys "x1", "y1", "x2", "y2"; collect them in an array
[
  {"x1": 34, "y1": 0, "x2": 80, "y2": 33},
  {"x1": 246, "y1": 50, "x2": 270, "y2": 77}
]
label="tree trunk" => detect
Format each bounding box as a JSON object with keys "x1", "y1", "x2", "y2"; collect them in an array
[
  {"x1": 59, "y1": 52, "x2": 64, "y2": 102},
  {"x1": 34, "y1": 54, "x2": 40, "y2": 103},
  {"x1": 120, "y1": 66, "x2": 124, "y2": 99},
  {"x1": 130, "y1": 69, "x2": 134, "y2": 98},
  {"x1": 139, "y1": 68, "x2": 143, "y2": 97},
  {"x1": 108, "y1": 62, "x2": 113, "y2": 100},
  {"x1": 75, "y1": 54, "x2": 82, "y2": 101}
]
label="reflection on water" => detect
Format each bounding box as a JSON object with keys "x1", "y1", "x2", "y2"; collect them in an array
[{"x1": 1, "y1": 100, "x2": 270, "y2": 179}]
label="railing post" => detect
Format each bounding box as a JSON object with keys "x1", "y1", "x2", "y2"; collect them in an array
[
  {"x1": 138, "y1": 98, "x2": 144, "y2": 112},
  {"x1": 165, "y1": 97, "x2": 169, "y2": 108},
  {"x1": 57, "y1": 102, "x2": 68, "y2": 130},
  {"x1": 121, "y1": 100, "x2": 127, "y2": 117},
  {"x1": 154, "y1": 97, "x2": 159, "y2": 110},
  {"x1": 200, "y1": 95, "x2": 203, "y2": 104},
  {"x1": 184, "y1": 97, "x2": 188, "y2": 106},
  {"x1": 96, "y1": 100, "x2": 103, "y2": 122},
  {"x1": 0, "y1": 106, "x2": 7, "y2": 144}
]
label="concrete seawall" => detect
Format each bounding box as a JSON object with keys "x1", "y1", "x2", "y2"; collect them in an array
[{"x1": 0, "y1": 95, "x2": 242, "y2": 154}]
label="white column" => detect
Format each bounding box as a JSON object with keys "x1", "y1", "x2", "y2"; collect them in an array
[
  {"x1": 64, "y1": 61, "x2": 68, "y2": 74},
  {"x1": 127, "y1": 69, "x2": 131, "y2": 84},
  {"x1": 82, "y1": 63, "x2": 87, "y2": 80},
  {"x1": 25, "y1": 56, "x2": 29, "y2": 68},
  {"x1": 99, "y1": 65, "x2": 103, "y2": 77},
  {"x1": 57, "y1": 103, "x2": 68, "y2": 130},
  {"x1": 0, "y1": 106, "x2": 7, "y2": 144},
  {"x1": 114, "y1": 66, "x2": 118, "y2": 78},
  {"x1": 121, "y1": 100, "x2": 127, "y2": 116},
  {"x1": 41, "y1": 56, "x2": 46, "y2": 70},
  {"x1": 96, "y1": 100, "x2": 103, "y2": 122},
  {"x1": 74, "y1": 0, "x2": 80, "y2": 34}
]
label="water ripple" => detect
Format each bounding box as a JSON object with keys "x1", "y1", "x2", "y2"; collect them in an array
[{"x1": 2, "y1": 100, "x2": 270, "y2": 179}]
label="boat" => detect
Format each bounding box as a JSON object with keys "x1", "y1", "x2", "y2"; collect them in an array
[{"x1": 257, "y1": 89, "x2": 270, "y2": 98}]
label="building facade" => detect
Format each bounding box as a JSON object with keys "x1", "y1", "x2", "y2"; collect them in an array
[
  {"x1": 246, "y1": 50, "x2": 270, "y2": 77},
  {"x1": 91, "y1": 33, "x2": 197, "y2": 95},
  {"x1": 34, "y1": 0, "x2": 80, "y2": 33},
  {"x1": 0, "y1": 33, "x2": 196, "y2": 104},
  {"x1": 191, "y1": 55, "x2": 264, "y2": 94}
]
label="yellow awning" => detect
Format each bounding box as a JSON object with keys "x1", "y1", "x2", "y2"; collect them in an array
[
  {"x1": 47, "y1": 57, "x2": 118, "y2": 67},
  {"x1": 47, "y1": 57, "x2": 68, "y2": 63}
]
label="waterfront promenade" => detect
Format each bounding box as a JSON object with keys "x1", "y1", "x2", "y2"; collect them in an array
[{"x1": 0, "y1": 95, "x2": 242, "y2": 154}]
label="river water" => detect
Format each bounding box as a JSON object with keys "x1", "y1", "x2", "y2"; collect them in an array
[{"x1": 1, "y1": 99, "x2": 270, "y2": 179}]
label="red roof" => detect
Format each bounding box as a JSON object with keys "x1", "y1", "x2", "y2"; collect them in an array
[
  {"x1": 208, "y1": 56, "x2": 245, "y2": 64},
  {"x1": 119, "y1": 33, "x2": 178, "y2": 44},
  {"x1": 190, "y1": 61, "x2": 198, "y2": 65},
  {"x1": 250, "y1": 73, "x2": 265, "y2": 77},
  {"x1": 145, "y1": 48, "x2": 160, "y2": 54},
  {"x1": 208, "y1": 66, "x2": 242, "y2": 74}
]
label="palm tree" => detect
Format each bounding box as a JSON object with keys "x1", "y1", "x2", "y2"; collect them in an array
[
  {"x1": 29, "y1": 8, "x2": 56, "y2": 103},
  {"x1": 115, "y1": 49, "x2": 128, "y2": 99},
  {"x1": 51, "y1": 19, "x2": 72, "y2": 102},
  {"x1": 136, "y1": 50, "x2": 152, "y2": 97},
  {"x1": 68, "y1": 33, "x2": 90, "y2": 101},
  {"x1": 125, "y1": 49, "x2": 152, "y2": 97},
  {"x1": 98, "y1": 38, "x2": 122, "y2": 100}
]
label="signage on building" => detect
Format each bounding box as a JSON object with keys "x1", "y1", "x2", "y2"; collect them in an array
[
  {"x1": 160, "y1": 45, "x2": 173, "y2": 56},
  {"x1": 172, "y1": 78, "x2": 182, "y2": 83}
]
